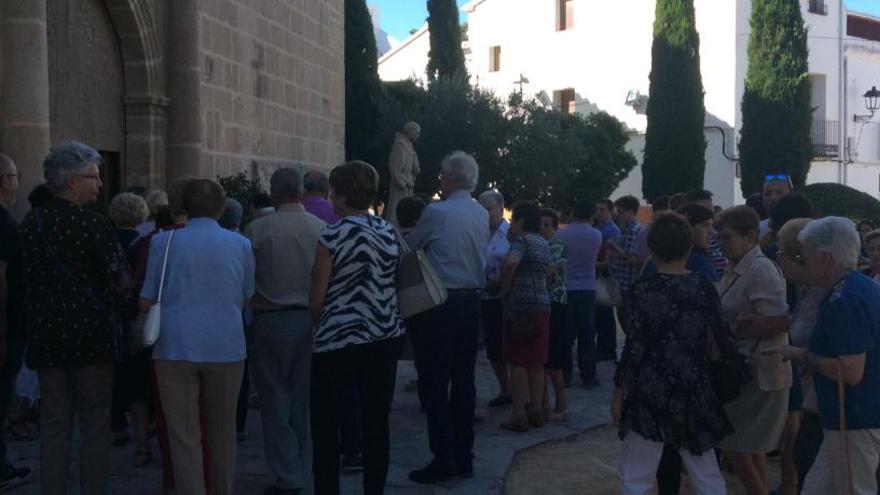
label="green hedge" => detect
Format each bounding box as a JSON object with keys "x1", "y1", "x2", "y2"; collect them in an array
[{"x1": 803, "y1": 183, "x2": 880, "y2": 222}]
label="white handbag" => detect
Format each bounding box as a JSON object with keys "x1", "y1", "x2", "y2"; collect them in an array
[
  {"x1": 394, "y1": 229, "x2": 448, "y2": 319},
  {"x1": 132, "y1": 230, "x2": 175, "y2": 349}
]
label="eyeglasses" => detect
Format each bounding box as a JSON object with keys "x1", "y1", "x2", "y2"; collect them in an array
[
  {"x1": 2, "y1": 173, "x2": 19, "y2": 179},
  {"x1": 74, "y1": 174, "x2": 102, "y2": 182},
  {"x1": 779, "y1": 250, "x2": 806, "y2": 265}
]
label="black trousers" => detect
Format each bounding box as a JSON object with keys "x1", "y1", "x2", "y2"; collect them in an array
[
  {"x1": 311, "y1": 338, "x2": 401, "y2": 495},
  {"x1": 594, "y1": 305, "x2": 618, "y2": 359},
  {"x1": 411, "y1": 291, "x2": 481, "y2": 472},
  {"x1": 656, "y1": 444, "x2": 682, "y2": 495}
]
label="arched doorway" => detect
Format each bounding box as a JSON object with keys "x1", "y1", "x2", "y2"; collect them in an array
[{"x1": 47, "y1": 0, "x2": 126, "y2": 205}]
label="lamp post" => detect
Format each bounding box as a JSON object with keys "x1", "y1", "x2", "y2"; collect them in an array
[{"x1": 854, "y1": 86, "x2": 880, "y2": 123}]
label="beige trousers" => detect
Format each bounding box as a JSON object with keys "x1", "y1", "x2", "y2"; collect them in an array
[
  {"x1": 154, "y1": 360, "x2": 244, "y2": 495},
  {"x1": 802, "y1": 428, "x2": 880, "y2": 495}
]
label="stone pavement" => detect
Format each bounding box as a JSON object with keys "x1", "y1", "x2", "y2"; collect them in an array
[{"x1": 2, "y1": 357, "x2": 618, "y2": 494}]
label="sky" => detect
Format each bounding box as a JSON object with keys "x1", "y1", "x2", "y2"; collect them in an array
[
  {"x1": 371, "y1": 0, "x2": 880, "y2": 42},
  {"x1": 848, "y1": 0, "x2": 880, "y2": 17},
  {"x1": 369, "y1": 0, "x2": 470, "y2": 41}
]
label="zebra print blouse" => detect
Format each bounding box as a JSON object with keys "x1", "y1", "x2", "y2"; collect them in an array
[{"x1": 314, "y1": 215, "x2": 404, "y2": 353}]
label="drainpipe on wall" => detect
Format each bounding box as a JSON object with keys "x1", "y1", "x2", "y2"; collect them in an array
[{"x1": 166, "y1": 0, "x2": 202, "y2": 182}]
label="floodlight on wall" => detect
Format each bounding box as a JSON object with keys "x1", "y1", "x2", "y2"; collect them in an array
[
  {"x1": 624, "y1": 90, "x2": 649, "y2": 115},
  {"x1": 854, "y1": 86, "x2": 880, "y2": 123}
]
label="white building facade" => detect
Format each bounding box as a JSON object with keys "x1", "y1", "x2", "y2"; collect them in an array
[{"x1": 378, "y1": 0, "x2": 880, "y2": 207}]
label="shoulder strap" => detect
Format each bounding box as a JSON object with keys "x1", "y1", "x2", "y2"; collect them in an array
[
  {"x1": 392, "y1": 226, "x2": 412, "y2": 255},
  {"x1": 155, "y1": 230, "x2": 175, "y2": 304},
  {"x1": 718, "y1": 274, "x2": 741, "y2": 301}
]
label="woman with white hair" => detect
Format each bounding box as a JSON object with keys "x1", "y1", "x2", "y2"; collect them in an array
[
  {"x1": 19, "y1": 140, "x2": 131, "y2": 493},
  {"x1": 769, "y1": 216, "x2": 880, "y2": 495}
]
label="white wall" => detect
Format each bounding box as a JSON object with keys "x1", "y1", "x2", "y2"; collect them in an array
[{"x1": 378, "y1": 26, "x2": 430, "y2": 83}]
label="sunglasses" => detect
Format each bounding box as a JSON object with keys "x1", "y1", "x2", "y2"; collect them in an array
[{"x1": 764, "y1": 173, "x2": 794, "y2": 187}]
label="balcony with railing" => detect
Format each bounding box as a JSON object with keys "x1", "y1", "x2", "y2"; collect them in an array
[
  {"x1": 809, "y1": 0, "x2": 828, "y2": 16},
  {"x1": 812, "y1": 119, "x2": 839, "y2": 158}
]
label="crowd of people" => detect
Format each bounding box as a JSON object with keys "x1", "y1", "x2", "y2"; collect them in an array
[{"x1": 0, "y1": 140, "x2": 879, "y2": 495}]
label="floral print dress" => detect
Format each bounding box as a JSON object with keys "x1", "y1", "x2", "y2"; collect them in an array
[{"x1": 614, "y1": 272, "x2": 735, "y2": 454}]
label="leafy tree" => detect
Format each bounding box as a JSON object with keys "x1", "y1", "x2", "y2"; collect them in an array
[
  {"x1": 217, "y1": 171, "x2": 264, "y2": 206},
  {"x1": 738, "y1": 0, "x2": 811, "y2": 195},
  {"x1": 426, "y1": 0, "x2": 467, "y2": 82},
  {"x1": 344, "y1": 0, "x2": 383, "y2": 164},
  {"x1": 642, "y1": 0, "x2": 707, "y2": 202},
  {"x1": 803, "y1": 183, "x2": 880, "y2": 221}
]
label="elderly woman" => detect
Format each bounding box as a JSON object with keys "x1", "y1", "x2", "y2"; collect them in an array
[
  {"x1": 498, "y1": 201, "x2": 550, "y2": 432},
  {"x1": 540, "y1": 208, "x2": 569, "y2": 421},
  {"x1": 767, "y1": 217, "x2": 880, "y2": 495},
  {"x1": 107, "y1": 192, "x2": 154, "y2": 463},
  {"x1": 136, "y1": 189, "x2": 169, "y2": 237},
  {"x1": 715, "y1": 205, "x2": 790, "y2": 495},
  {"x1": 19, "y1": 141, "x2": 131, "y2": 494},
  {"x1": 140, "y1": 178, "x2": 255, "y2": 495},
  {"x1": 309, "y1": 160, "x2": 404, "y2": 494},
  {"x1": 613, "y1": 212, "x2": 734, "y2": 494}
]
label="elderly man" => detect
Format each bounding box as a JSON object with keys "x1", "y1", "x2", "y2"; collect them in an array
[
  {"x1": 244, "y1": 168, "x2": 324, "y2": 495},
  {"x1": 407, "y1": 151, "x2": 489, "y2": 484},
  {"x1": 0, "y1": 153, "x2": 31, "y2": 489},
  {"x1": 302, "y1": 169, "x2": 340, "y2": 224},
  {"x1": 771, "y1": 217, "x2": 880, "y2": 495},
  {"x1": 477, "y1": 190, "x2": 511, "y2": 406},
  {"x1": 386, "y1": 122, "x2": 421, "y2": 227},
  {"x1": 556, "y1": 200, "x2": 603, "y2": 388}
]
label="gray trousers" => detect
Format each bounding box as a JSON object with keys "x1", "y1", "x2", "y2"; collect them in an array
[
  {"x1": 38, "y1": 363, "x2": 114, "y2": 495},
  {"x1": 250, "y1": 309, "x2": 313, "y2": 490}
]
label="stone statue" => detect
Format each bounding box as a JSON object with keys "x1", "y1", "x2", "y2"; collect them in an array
[{"x1": 386, "y1": 121, "x2": 421, "y2": 227}]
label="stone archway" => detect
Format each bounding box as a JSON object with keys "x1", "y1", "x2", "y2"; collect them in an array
[{"x1": 103, "y1": 0, "x2": 169, "y2": 189}]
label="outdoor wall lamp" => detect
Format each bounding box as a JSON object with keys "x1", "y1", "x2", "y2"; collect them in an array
[{"x1": 854, "y1": 86, "x2": 880, "y2": 123}]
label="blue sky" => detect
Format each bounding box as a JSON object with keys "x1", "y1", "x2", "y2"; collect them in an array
[
  {"x1": 369, "y1": 0, "x2": 470, "y2": 40},
  {"x1": 848, "y1": 0, "x2": 880, "y2": 17},
  {"x1": 371, "y1": 0, "x2": 880, "y2": 41}
]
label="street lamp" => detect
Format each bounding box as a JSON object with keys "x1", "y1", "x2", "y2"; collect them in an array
[{"x1": 854, "y1": 86, "x2": 880, "y2": 123}]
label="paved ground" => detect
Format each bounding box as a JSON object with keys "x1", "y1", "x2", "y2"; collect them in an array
[{"x1": 2, "y1": 356, "x2": 616, "y2": 494}]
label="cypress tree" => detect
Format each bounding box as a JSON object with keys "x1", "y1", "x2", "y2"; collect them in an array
[
  {"x1": 426, "y1": 0, "x2": 467, "y2": 82},
  {"x1": 738, "y1": 0, "x2": 811, "y2": 195},
  {"x1": 344, "y1": 0, "x2": 382, "y2": 162},
  {"x1": 642, "y1": 0, "x2": 707, "y2": 202}
]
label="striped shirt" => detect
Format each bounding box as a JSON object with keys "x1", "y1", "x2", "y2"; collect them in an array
[{"x1": 314, "y1": 215, "x2": 403, "y2": 353}]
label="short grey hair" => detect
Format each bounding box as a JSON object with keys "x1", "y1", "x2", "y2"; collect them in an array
[
  {"x1": 0, "y1": 152, "x2": 14, "y2": 174},
  {"x1": 477, "y1": 190, "x2": 504, "y2": 208},
  {"x1": 303, "y1": 169, "x2": 329, "y2": 194},
  {"x1": 798, "y1": 216, "x2": 861, "y2": 271},
  {"x1": 218, "y1": 198, "x2": 244, "y2": 231},
  {"x1": 108, "y1": 192, "x2": 149, "y2": 229},
  {"x1": 440, "y1": 151, "x2": 479, "y2": 193},
  {"x1": 270, "y1": 167, "x2": 303, "y2": 201},
  {"x1": 43, "y1": 141, "x2": 102, "y2": 195},
  {"x1": 144, "y1": 190, "x2": 169, "y2": 218}
]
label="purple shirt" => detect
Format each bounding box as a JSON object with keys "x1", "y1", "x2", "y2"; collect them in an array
[
  {"x1": 302, "y1": 195, "x2": 340, "y2": 224},
  {"x1": 555, "y1": 222, "x2": 602, "y2": 291}
]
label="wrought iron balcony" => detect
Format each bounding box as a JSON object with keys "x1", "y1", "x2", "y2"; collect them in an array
[{"x1": 812, "y1": 119, "x2": 839, "y2": 158}]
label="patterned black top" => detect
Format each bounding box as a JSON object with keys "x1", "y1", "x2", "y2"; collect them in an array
[
  {"x1": 19, "y1": 198, "x2": 131, "y2": 369},
  {"x1": 315, "y1": 215, "x2": 403, "y2": 353},
  {"x1": 614, "y1": 273, "x2": 735, "y2": 454}
]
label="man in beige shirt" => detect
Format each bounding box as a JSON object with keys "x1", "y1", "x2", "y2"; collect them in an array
[{"x1": 244, "y1": 168, "x2": 324, "y2": 495}]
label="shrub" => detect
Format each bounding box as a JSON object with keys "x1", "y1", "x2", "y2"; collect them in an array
[{"x1": 803, "y1": 183, "x2": 880, "y2": 222}]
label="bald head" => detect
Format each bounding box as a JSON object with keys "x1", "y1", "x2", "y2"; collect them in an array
[{"x1": 403, "y1": 121, "x2": 421, "y2": 142}]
